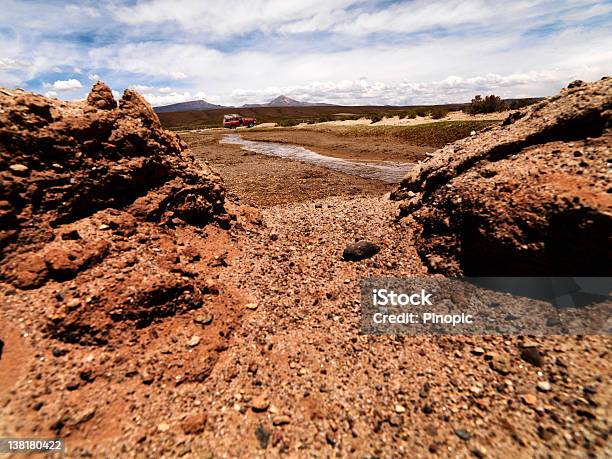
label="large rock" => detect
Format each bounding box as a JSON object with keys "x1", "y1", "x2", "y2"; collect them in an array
[
  {"x1": 392, "y1": 77, "x2": 611, "y2": 276},
  {"x1": 0, "y1": 83, "x2": 227, "y2": 263},
  {"x1": 0, "y1": 83, "x2": 235, "y2": 344},
  {"x1": 86, "y1": 81, "x2": 117, "y2": 110}
]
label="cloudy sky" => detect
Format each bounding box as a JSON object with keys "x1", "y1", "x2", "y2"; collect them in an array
[{"x1": 1, "y1": 0, "x2": 611, "y2": 106}]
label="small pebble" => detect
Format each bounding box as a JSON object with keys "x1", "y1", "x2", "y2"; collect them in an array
[
  {"x1": 157, "y1": 422, "x2": 170, "y2": 432},
  {"x1": 522, "y1": 394, "x2": 537, "y2": 406},
  {"x1": 251, "y1": 396, "x2": 270, "y2": 412},
  {"x1": 455, "y1": 428, "x2": 471, "y2": 440},
  {"x1": 272, "y1": 415, "x2": 291, "y2": 426},
  {"x1": 9, "y1": 164, "x2": 29, "y2": 173},
  {"x1": 472, "y1": 347, "x2": 485, "y2": 355},
  {"x1": 194, "y1": 314, "x2": 213, "y2": 325},
  {"x1": 537, "y1": 381, "x2": 551, "y2": 392}
]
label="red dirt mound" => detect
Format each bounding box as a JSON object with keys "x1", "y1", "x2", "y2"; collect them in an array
[
  {"x1": 0, "y1": 83, "x2": 237, "y2": 345},
  {"x1": 392, "y1": 77, "x2": 612, "y2": 276}
]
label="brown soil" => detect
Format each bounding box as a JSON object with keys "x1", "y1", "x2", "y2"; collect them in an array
[
  {"x1": 238, "y1": 128, "x2": 434, "y2": 162},
  {"x1": 180, "y1": 130, "x2": 394, "y2": 207},
  {"x1": 0, "y1": 82, "x2": 610, "y2": 458},
  {"x1": 0, "y1": 83, "x2": 245, "y2": 452}
]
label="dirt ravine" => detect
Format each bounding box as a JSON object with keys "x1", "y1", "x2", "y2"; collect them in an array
[{"x1": 0, "y1": 82, "x2": 610, "y2": 458}]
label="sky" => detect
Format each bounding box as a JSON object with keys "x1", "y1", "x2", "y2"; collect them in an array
[{"x1": 1, "y1": 0, "x2": 611, "y2": 107}]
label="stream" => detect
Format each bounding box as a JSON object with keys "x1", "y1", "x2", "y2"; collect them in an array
[{"x1": 219, "y1": 134, "x2": 413, "y2": 183}]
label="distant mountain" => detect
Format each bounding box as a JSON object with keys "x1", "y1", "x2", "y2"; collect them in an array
[
  {"x1": 154, "y1": 100, "x2": 225, "y2": 113},
  {"x1": 243, "y1": 95, "x2": 332, "y2": 108},
  {"x1": 267, "y1": 95, "x2": 307, "y2": 106}
]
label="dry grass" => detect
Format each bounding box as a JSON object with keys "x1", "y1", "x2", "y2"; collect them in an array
[{"x1": 249, "y1": 120, "x2": 498, "y2": 148}]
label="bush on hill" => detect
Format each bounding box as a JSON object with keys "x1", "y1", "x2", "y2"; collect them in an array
[
  {"x1": 465, "y1": 94, "x2": 506, "y2": 114},
  {"x1": 430, "y1": 108, "x2": 449, "y2": 119}
]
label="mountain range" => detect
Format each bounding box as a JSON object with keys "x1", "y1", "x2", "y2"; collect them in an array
[
  {"x1": 153, "y1": 99, "x2": 224, "y2": 113},
  {"x1": 153, "y1": 95, "x2": 329, "y2": 113}
]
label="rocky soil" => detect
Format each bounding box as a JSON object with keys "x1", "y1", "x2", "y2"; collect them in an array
[
  {"x1": 0, "y1": 83, "x2": 246, "y2": 452},
  {"x1": 180, "y1": 130, "x2": 393, "y2": 207},
  {"x1": 0, "y1": 82, "x2": 610, "y2": 458},
  {"x1": 392, "y1": 77, "x2": 612, "y2": 276}
]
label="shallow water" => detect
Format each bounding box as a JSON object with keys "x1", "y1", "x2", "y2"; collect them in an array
[{"x1": 219, "y1": 134, "x2": 413, "y2": 183}]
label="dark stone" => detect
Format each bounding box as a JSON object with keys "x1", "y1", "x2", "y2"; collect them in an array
[
  {"x1": 568, "y1": 80, "x2": 585, "y2": 88},
  {"x1": 52, "y1": 347, "x2": 68, "y2": 358},
  {"x1": 66, "y1": 380, "x2": 80, "y2": 391},
  {"x1": 342, "y1": 240, "x2": 380, "y2": 261},
  {"x1": 61, "y1": 229, "x2": 81, "y2": 240},
  {"x1": 583, "y1": 385, "x2": 598, "y2": 395},
  {"x1": 455, "y1": 428, "x2": 471, "y2": 441},
  {"x1": 521, "y1": 347, "x2": 545, "y2": 367},
  {"x1": 576, "y1": 409, "x2": 596, "y2": 420},
  {"x1": 255, "y1": 425, "x2": 270, "y2": 449}
]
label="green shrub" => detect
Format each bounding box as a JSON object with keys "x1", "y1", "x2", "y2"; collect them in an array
[
  {"x1": 465, "y1": 94, "x2": 507, "y2": 114},
  {"x1": 415, "y1": 109, "x2": 428, "y2": 117},
  {"x1": 370, "y1": 114, "x2": 383, "y2": 124},
  {"x1": 430, "y1": 108, "x2": 449, "y2": 119},
  {"x1": 278, "y1": 119, "x2": 300, "y2": 127}
]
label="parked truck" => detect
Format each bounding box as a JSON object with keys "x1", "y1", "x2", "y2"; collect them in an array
[{"x1": 223, "y1": 114, "x2": 256, "y2": 129}]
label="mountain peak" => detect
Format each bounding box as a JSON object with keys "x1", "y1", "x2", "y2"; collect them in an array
[
  {"x1": 153, "y1": 99, "x2": 224, "y2": 113},
  {"x1": 267, "y1": 95, "x2": 305, "y2": 106}
]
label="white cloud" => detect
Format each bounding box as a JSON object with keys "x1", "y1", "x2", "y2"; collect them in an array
[
  {"x1": 169, "y1": 71, "x2": 187, "y2": 80},
  {"x1": 2, "y1": 0, "x2": 611, "y2": 105},
  {"x1": 113, "y1": 0, "x2": 360, "y2": 36},
  {"x1": 84, "y1": 20, "x2": 612, "y2": 105},
  {"x1": 129, "y1": 84, "x2": 154, "y2": 91},
  {"x1": 0, "y1": 57, "x2": 29, "y2": 70},
  {"x1": 229, "y1": 69, "x2": 605, "y2": 106},
  {"x1": 110, "y1": 0, "x2": 608, "y2": 41},
  {"x1": 44, "y1": 90, "x2": 58, "y2": 98},
  {"x1": 141, "y1": 90, "x2": 212, "y2": 106},
  {"x1": 43, "y1": 78, "x2": 83, "y2": 91}
]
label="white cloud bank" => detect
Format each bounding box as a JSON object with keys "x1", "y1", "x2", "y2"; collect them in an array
[
  {"x1": 227, "y1": 71, "x2": 583, "y2": 106},
  {"x1": 43, "y1": 78, "x2": 83, "y2": 91},
  {"x1": 141, "y1": 90, "x2": 214, "y2": 106},
  {"x1": 1, "y1": 0, "x2": 611, "y2": 105}
]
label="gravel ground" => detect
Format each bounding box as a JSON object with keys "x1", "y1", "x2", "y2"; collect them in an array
[
  {"x1": 1, "y1": 122, "x2": 609, "y2": 458},
  {"x1": 194, "y1": 195, "x2": 610, "y2": 458}
]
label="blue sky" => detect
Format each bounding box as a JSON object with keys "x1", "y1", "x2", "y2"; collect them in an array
[{"x1": 1, "y1": 0, "x2": 611, "y2": 106}]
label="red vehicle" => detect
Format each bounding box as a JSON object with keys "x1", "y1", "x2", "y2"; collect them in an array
[{"x1": 223, "y1": 114, "x2": 256, "y2": 129}]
